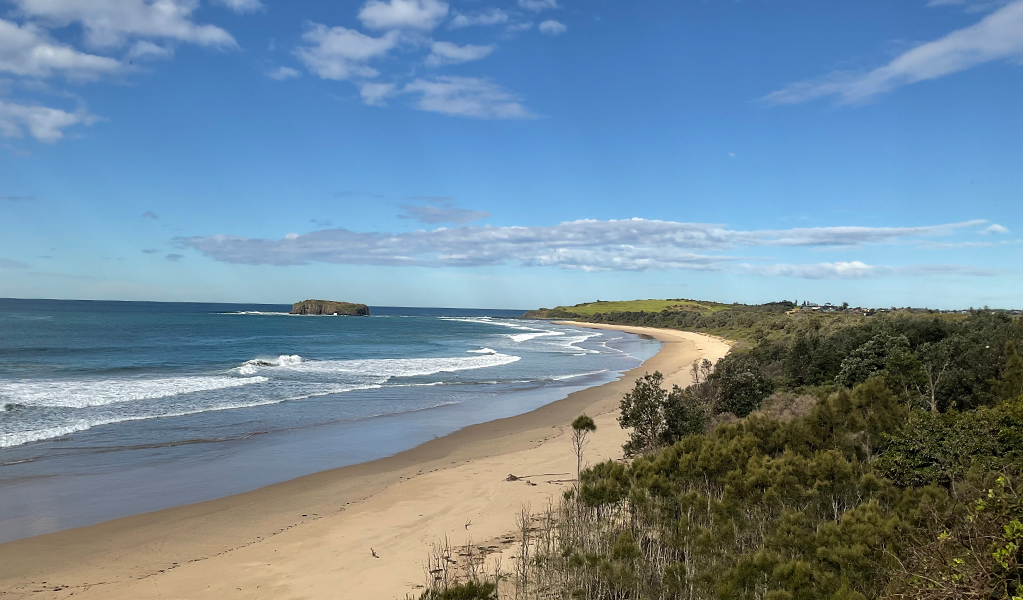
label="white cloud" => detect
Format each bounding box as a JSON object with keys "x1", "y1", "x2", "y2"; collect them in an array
[
  {"x1": 128, "y1": 40, "x2": 173, "y2": 59},
  {"x1": 178, "y1": 218, "x2": 1001, "y2": 273},
  {"x1": 0, "y1": 18, "x2": 122, "y2": 79},
  {"x1": 739, "y1": 261, "x2": 878, "y2": 279},
  {"x1": 982, "y1": 223, "x2": 1010, "y2": 234},
  {"x1": 518, "y1": 0, "x2": 558, "y2": 12},
  {"x1": 0, "y1": 99, "x2": 97, "y2": 141},
  {"x1": 404, "y1": 76, "x2": 533, "y2": 118},
  {"x1": 449, "y1": 8, "x2": 509, "y2": 28},
  {"x1": 266, "y1": 66, "x2": 301, "y2": 80},
  {"x1": 358, "y1": 0, "x2": 449, "y2": 31},
  {"x1": 10, "y1": 0, "x2": 237, "y2": 49},
  {"x1": 213, "y1": 0, "x2": 264, "y2": 13},
  {"x1": 425, "y1": 41, "x2": 495, "y2": 67},
  {"x1": 360, "y1": 82, "x2": 397, "y2": 105},
  {"x1": 295, "y1": 25, "x2": 399, "y2": 81},
  {"x1": 506, "y1": 22, "x2": 534, "y2": 32},
  {"x1": 763, "y1": 0, "x2": 1023, "y2": 104},
  {"x1": 538, "y1": 20, "x2": 566, "y2": 35},
  {"x1": 398, "y1": 202, "x2": 491, "y2": 224}
]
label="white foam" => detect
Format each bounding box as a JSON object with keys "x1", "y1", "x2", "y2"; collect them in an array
[
  {"x1": 221, "y1": 311, "x2": 292, "y2": 316},
  {"x1": 0, "y1": 383, "x2": 383, "y2": 449},
  {"x1": 508, "y1": 331, "x2": 564, "y2": 343},
  {"x1": 561, "y1": 333, "x2": 601, "y2": 354},
  {"x1": 467, "y1": 348, "x2": 497, "y2": 354},
  {"x1": 0, "y1": 376, "x2": 269, "y2": 409},
  {"x1": 550, "y1": 369, "x2": 608, "y2": 381},
  {"x1": 238, "y1": 355, "x2": 304, "y2": 375},
  {"x1": 439, "y1": 316, "x2": 540, "y2": 331},
  {"x1": 234, "y1": 351, "x2": 519, "y2": 380},
  {"x1": 258, "y1": 353, "x2": 522, "y2": 379}
]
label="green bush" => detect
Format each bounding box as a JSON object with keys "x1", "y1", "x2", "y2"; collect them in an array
[{"x1": 419, "y1": 581, "x2": 497, "y2": 600}]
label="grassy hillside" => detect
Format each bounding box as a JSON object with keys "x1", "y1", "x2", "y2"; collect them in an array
[{"x1": 529, "y1": 298, "x2": 731, "y2": 317}]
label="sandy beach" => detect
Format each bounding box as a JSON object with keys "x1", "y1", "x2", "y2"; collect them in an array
[{"x1": 0, "y1": 324, "x2": 730, "y2": 600}]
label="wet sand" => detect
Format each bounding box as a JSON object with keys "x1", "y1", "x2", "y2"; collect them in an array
[{"x1": 0, "y1": 324, "x2": 730, "y2": 600}]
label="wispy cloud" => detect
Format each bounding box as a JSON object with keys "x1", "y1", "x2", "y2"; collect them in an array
[
  {"x1": 266, "y1": 66, "x2": 301, "y2": 81},
  {"x1": 213, "y1": 0, "x2": 264, "y2": 14},
  {"x1": 449, "y1": 9, "x2": 509, "y2": 29},
  {"x1": 398, "y1": 201, "x2": 491, "y2": 224},
  {"x1": 425, "y1": 42, "x2": 495, "y2": 67},
  {"x1": 0, "y1": 257, "x2": 30, "y2": 269},
  {"x1": 8, "y1": 0, "x2": 237, "y2": 49},
  {"x1": 763, "y1": 0, "x2": 1023, "y2": 104},
  {"x1": 359, "y1": 82, "x2": 397, "y2": 105},
  {"x1": 0, "y1": 18, "x2": 122, "y2": 79},
  {"x1": 518, "y1": 0, "x2": 559, "y2": 12},
  {"x1": 0, "y1": 100, "x2": 98, "y2": 141},
  {"x1": 165, "y1": 253, "x2": 184, "y2": 262},
  {"x1": 295, "y1": 25, "x2": 399, "y2": 81},
  {"x1": 128, "y1": 40, "x2": 173, "y2": 60},
  {"x1": 738, "y1": 261, "x2": 1001, "y2": 279},
  {"x1": 404, "y1": 76, "x2": 533, "y2": 119},
  {"x1": 538, "y1": 20, "x2": 567, "y2": 35},
  {"x1": 178, "y1": 218, "x2": 1000, "y2": 274},
  {"x1": 142, "y1": 211, "x2": 159, "y2": 219},
  {"x1": 982, "y1": 223, "x2": 1010, "y2": 234},
  {"x1": 358, "y1": 0, "x2": 450, "y2": 31}
]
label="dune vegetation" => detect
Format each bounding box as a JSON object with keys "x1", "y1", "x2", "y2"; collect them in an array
[{"x1": 424, "y1": 301, "x2": 1023, "y2": 600}]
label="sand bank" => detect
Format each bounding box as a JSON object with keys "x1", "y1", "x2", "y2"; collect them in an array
[{"x1": 0, "y1": 324, "x2": 730, "y2": 600}]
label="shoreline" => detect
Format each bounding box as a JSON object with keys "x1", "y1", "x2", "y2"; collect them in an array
[{"x1": 0, "y1": 323, "x2": 731, "y2": 600}]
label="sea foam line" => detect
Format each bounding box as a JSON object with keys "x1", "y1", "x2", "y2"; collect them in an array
[
  {"x1": 0, "y1": 383, "x2": 383, "y2": 449},
  {"x1": 0, "y1": 376, "x2": 269, "y2": 409},
  {"x1": 235, "y1": 353, "x2": 521, "y2": 379}
]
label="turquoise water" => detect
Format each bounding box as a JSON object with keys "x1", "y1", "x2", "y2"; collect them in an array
[{"x1": 0, "y1": 299, "x2": 659, "y2": 541}]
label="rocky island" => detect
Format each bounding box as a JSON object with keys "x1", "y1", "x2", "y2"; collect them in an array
[{"x1": 290, "y1": 300, "x2": 370, "y2": 316}]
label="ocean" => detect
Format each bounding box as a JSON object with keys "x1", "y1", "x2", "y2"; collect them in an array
[{"x1": 0, "y1": 299, "x2": 659, "y2": 542}]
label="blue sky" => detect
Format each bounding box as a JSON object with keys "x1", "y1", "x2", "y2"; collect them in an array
[{"x1": 0, "y1": 0, "x2": 1021, "y2": 309}]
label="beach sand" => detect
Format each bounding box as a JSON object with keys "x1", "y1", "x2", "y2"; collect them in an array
[{"x1": 0, "y1": 324, "x2": 730, "y2": 600}]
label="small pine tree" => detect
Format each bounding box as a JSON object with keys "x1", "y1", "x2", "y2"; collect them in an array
[{"x1": 571, "y1": 414, "x2": 596, "y2": 484}]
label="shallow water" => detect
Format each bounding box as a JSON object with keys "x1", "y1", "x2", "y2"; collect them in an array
[{"x1": 0, "y1": 299, "x2": 659, "y2": 542}]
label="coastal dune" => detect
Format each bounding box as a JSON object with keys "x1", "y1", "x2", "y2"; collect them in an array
[{"x1": 0, "y1": 324, "x2": 730, "y2": 600}]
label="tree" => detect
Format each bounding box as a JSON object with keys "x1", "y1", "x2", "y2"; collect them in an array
[
  {"x1": 993, "y1": 340, "x2": 1023, "y2": 401},
  {"x1": 661, "y1": 385, "x2": 708, "y2": 445},
  {"x1": 918, "y1": 335, "x2": 965, "y2": 412},
  {"x1": 571, "y1": 414, "x2": 596, "y2": 484},
  {"x1": 713, "y1": 355, "x2": 774, "y2": 417},
  {"x1": 619, "y1": 372, "x2": 669, "y2": 456}
]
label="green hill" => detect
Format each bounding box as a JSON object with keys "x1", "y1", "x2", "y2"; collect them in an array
[{"x1": 523, "y1": 298, "x2": 730, "y2": 318}]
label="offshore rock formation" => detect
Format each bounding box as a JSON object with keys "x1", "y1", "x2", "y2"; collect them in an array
[{"x1": 290, "y1": 300, "x2": 370, "y2": 316}]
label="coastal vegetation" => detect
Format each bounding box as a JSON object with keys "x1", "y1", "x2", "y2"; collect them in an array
[
  {"x1": 290, "y1": 299, "x2": 370, "y2": 316},
  {"x1": 425, "y1": 300, "x2": 1023, "y2": 599}
]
